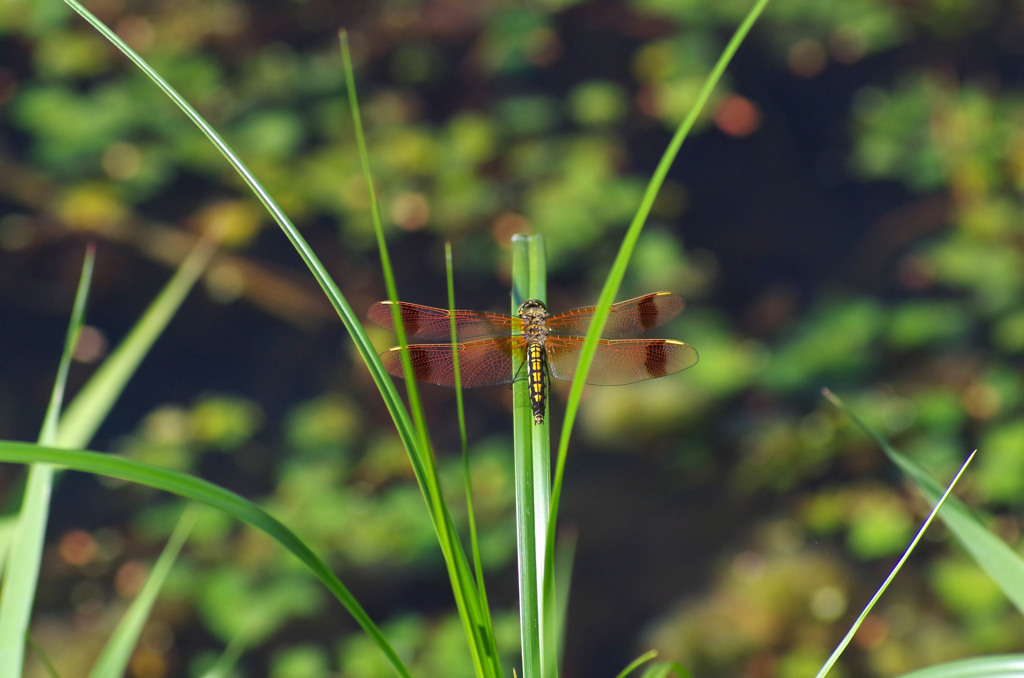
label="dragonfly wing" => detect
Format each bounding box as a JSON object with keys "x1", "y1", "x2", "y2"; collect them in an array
[
  {"x1": 546, "y1": 337, "x2": 698, "y2": 385},
  {"x1": 545, "y1": 292, "x2": 684, "y2": 337},
  {"x1": 379, "y1": 338, "x2": 519, "y2": 387},
  {"x1": 368, "y1": 301, "x2": 518, "y2": 340}
]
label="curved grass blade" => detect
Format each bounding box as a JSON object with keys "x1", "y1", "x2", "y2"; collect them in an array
[
  {"x1": 616, "y1": 650, "x2": 659, "y2": 678},
  {"x1": 616, "y1": 650, "x2": 694, "y2": 678},
  {"x1": 60, "y1": 1, "x2": 419, "y2": 466},
  {"x1": 58, "y1": 6, "x2": 487, "y2": 674},
  {"x1": 0, "y1": 441, "x2": 412, "y2": 678},
  {"x1": 824, "y1": 389, "x2": 1024, "y2": 616}
]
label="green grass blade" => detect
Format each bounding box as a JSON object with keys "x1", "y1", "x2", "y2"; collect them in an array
[
  {"x1": 544, "y1": 530, "x2": 574, "y2": 678},
  {"x1": 61, "y1": 2, "x2": 416, "y2": 466},
  {"x1": 556, "y1": 0, "x2": 771, "y2": 450},
  {"x1": 339, "y1": 31, "x2": 430, "y2": 460},
  {"x1": 0, "y1": 246, "x2": 95, "y2": 678},
  {"x1": 88, "y1": 507, "x2": 197, "y2": 678},
  {"x1": 0, "y1": 441, "x2": 413, "y2": 678},
  {"x1": 640, "y1": 663, "x2": 694, "y2": 678},
  {"x1": 447, "y1": 243, "x2": 499, "y2": 673},
  {"x1": 896, "y1": 654, "x2": 1024, "y2": 677},
  {"x1": 40, "y1": 243, "x2": 95, "y2": 444},
  {"x1": 616, "y1": 650, "x2": 659, "y2": 678},
  {"x1": 339, "y1": 34, "x2": 497, "y2": 678},
  {"x1": 616, "y1": 652, "x2": 695, "y2": 678},
  {"x1": 511, "y1": 235, "x2": 550, "y2": 678},
  {"x1": 62, "y1": 6, "x2": 489, "y2": 674},
  {"x1": 825, "y1": 389, "x2": 1024, "y2": 615},
  {"x1": 547, "y1": 0, "x2": 772, "y2": 614},
  {"x1": 57, "y1": 240, "x2": 215, "y2": 449},
  {"x1": 813, "y1": 441, "x2": 975, "y2": 678},
  {"x1": 446, "y1": 242, "x2": 470, "y2": 460}
]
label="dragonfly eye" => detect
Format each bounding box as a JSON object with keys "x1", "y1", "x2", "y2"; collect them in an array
[{"x1": 517, "y1": 299, "x2": 548, "y2": 319}]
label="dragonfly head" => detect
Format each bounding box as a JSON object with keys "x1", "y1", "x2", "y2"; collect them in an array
[{"x1": 517, "y1": 299, "x2": 549, "y2": 322}]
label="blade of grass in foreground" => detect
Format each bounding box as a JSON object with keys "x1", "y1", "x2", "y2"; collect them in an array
[
  {"x1": 545, "y1": 2, "x2": 771, "y2": 665},
  {"x1": 554, "y1": 0, "x2": 772, "y2": 457},
  {"x1": 824, "y1": 389, "x2": 1024, "y2": 616},
  {"x1": 896, "y1": 653, "x2": 1024, "y2": 677},
  {"x1": 57, "y1": 239, "x2": 215, "y2": 449},
  {"x1": 59, "y1": 3, "x2": 482, "y2": 673},
  {"x1": 511, "y1": 234, "x2": 549, "y2": 678},
  {"x1": 446, "y1": 242, "x2": 499, "y2": 670},
  {"x1": 0, "y1": 246, "x2": 95, "y2": 678},
  {"x1": 812, "y1": 437, "x2": 975, "y2": 678},
  {"x1": 88, "y1": 508, "x2": 197, "y2": 678},
  {"x1": 0, "y1": 441, "x2": 412, "y2": 678},
  {"x1": 340, "y1": 33, "x2": 497, "y2": 678},
  {"x1": 61, "y1": 1, "x2": 416, "y2": 465}
]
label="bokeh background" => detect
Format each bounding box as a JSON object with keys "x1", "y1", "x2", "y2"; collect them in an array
[{"x1": 2, "y1": 0, "x2": 1024, "y2": 677}]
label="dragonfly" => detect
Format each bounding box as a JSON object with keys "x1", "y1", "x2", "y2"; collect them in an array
[{"x1": 367, "y1": 292, "x2": 698, "y2": 424}]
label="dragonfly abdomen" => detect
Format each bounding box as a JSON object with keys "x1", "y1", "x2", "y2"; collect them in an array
[{"x1": 527, "y1": 342, "x2": 546, "y2": 424}]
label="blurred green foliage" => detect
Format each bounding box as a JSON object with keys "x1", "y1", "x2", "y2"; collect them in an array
[{"x1": 4, "y1": 0, "x2": 1024, "y2": 677}]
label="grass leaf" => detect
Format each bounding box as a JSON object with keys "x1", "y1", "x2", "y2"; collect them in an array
[
  {"x1": 825, "y1": 389, "x2": 1024, "y2": 616},
  {"x1": 0, "y1": 246, "x2": 95, "y2": 677},
  {"x1": 0, "y1": 441, "x2": 413, "y2": 678}
]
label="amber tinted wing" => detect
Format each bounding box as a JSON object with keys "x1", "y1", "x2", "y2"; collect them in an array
[
  {"x1": 368, "y1": 301, "x2": 519, "y2": 340},
  {"x1": 545, "y1": 336, "x2": 698, "y2": 385},
  {"x1": 378, "y1": 338, "x2": 521, "y2": 386},
  {"x1": 544, "y1": 292, "x2": 684, "y2": 338}
]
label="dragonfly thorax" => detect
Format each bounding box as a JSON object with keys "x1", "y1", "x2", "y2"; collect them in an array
[
  {"x1": 517, "y1": 299, "x2": 549, "y2": 321},
  {"x1": 517, "y1": 299, "x2": 550, "y2": 343}
]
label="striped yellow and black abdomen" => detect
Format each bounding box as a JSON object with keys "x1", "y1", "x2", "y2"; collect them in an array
[{"x1": 526, "y1": 342, "x2": 547, "y2": 424}]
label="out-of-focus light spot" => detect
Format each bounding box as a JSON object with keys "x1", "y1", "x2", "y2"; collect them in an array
[
  {"x1": 635, "y1": 85, "x2": 659, "y2": 118},
  {"x1": 714, "y1": 94, "x2": 761, "y2": 137},
  {"x1": 831, "y1": 26, "x2": 868, "y2": 64},
  {"x1": 193, "y1": 200, "x2": 261, "y2": 247},
  {"x1": 963, "y1": 381, "x2": 1000, "y2": 419},
  {"x1": 74, "y1": 325, "x2": 108, "y2": 363},
  {"x1": 787, "y1": 39, "x2": 827, "y2": 78},
  {"x1": 493, "y1": 212, "x2": 530, "y2": 245},
  {"x1": 205, "y1": 261, "x2": 246, "y2": 304},
  {"x1": 854, "y1": 614, "x2": 889, "y2": 648},
  {"x1": 59, "y1": 530, "x2": 97, "y2": 567},
  {"x1": 102, "y1": 142, "x2": 142, "y2": 180},
  {"x1": 525, "y1": 27, "x2": 561, "y2": 66},
  {"x1": 391, "y1": 191, "x2": 430, "y2": 231},
  {"x1": 115, "y1": 560, "x2": 149, "y2": 598},
  {"x1": 116, "y1": 15, "x2": 156, "y2": 52},
  {"x1": 130, "y1": 648, "x2": 168, "y2": 678},
  {"x1": 58, "y1": 186, "x2": 126, "y2": 233},
  {"x1": 809, "y1": 585, "x2": 847, "y2": 621},
  {"x1": 340, "y1": 175, "x2": 371, "y2": 211}
]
